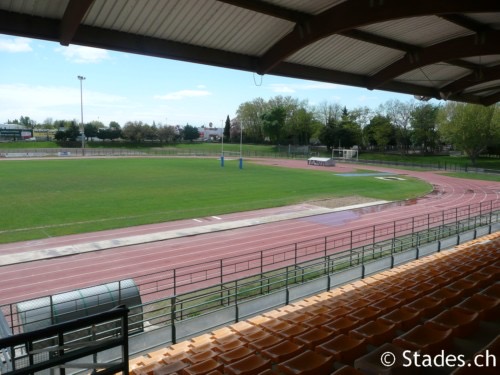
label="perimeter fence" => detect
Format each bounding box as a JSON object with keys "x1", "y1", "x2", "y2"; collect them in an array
[
  {"x1": 1, "y1": 147, "x2": 499, "y2": 174},
  {"x1": 1, "y1": 199, "x2": 499, "y2": 344}
]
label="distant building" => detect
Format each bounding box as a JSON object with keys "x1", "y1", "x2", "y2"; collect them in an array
[
  {"x1": 0, "y1": 124, "x2": 33, "y2": 141},
  {"x1": 199, "y1": 127, "x2": 222, "y2": 141}
]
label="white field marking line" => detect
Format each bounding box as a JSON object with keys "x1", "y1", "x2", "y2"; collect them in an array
[
  {"x1": 193, "y1": 219, "x2": 203, "y2": 223},
  {"x1": 212, "y1": 216, "x2": 222, "y2": 220}
]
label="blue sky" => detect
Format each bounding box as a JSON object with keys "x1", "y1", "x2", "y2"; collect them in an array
[{"x1": 0, "y1": 35, "x2": 415, "y2": 127}]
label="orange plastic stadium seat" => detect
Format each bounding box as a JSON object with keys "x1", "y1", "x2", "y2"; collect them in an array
[
  {"x1": 185, "y1": 349, "x2": 219, "y2": 364},
  {"x1": 261, "y1": 340, "x2": 304, "y2": 363},
  {"x1": 278, "y1": 350, "x2": 334, "y2": 375},
  {"x1": 354, "y1": 342, "x2": 419, "y2": 375},
  {"x1": 152, "y1": 360, "x2": 188, "y2": 375},
  {"x1": 211, "y1": 328, "x2": 238, "y2": 345},
  {"x1": 408, "y1": 281, "x2": 438, "y2": 296},
  {"x1": 379, "y1": 307, "x2": 421, "y2": 331},
  {"x1": 450, "y1": 361, "x2": 499, "y2": 375},
  {"x1": 330, "y1": 365, "x2": 364, "y2": 375},
  {"x1": 456, "y1": 293, "x2": 500, "y2": 320},
  {"x1": 189, "y1": 342, "x2": 215, "y2": 354},
  {"x1": 275, "y1": 324, "x2": 308, "y2": 340},
  {"x1": 447, "y1": 278, "x2": 480, "y2": 297},
  {"x1": 391, "y1": 289, "x2": 420, "y2": 304},
  {"x1": 230, "y1": 321, "x2": 262, "y2": 336},
  {"x1": 480, "y1": 282, "x2": 500, "y2": 299},
  {"x1": 183, "y1": 359, "x2": 223, "y2": 375},
  {"x1": 349, "y1": 319, "x2": 397, "y2": 346},
  {"x1": 247, "y1": 334, "x2": 283, "y2": 351},
  {"x1": 323, "y1": 315, "x2": 360, "y2": 335},
  {"x1": 213, "y1": 339, "x2": 246, "y2": 353},
  {"x1": 321, "y1": 306, "x2": 353, "y2": 320},
  {"x1": 224, "y1": 354, "x2": 271, "y2": 375},
  {"x1": 302, "y1": 304, "x2": 331, "y2": 315},
  {"x1": 393, "y1": 324, "x2": 453, "y2": 355},
  {"x1": 345, "y1": 297, "x2": 371, "y2": 309},
  {"x1": 428, "y1": 287, "x2": 462, "y2": 308},
  {"x1": 316, "y1": 334, "x2": 367, "y2": 364},
  {"x1": 217, "y1": 346, "x2": 254, "y2": 365},
  {"x1": 240, "y1": 330, "x2": 271, "y2": 343},
  {"x1": 259, "y1": 319, "x2": 292, "y2": 334},
  {"x1": 371, "y1": 296, "x2": 401, "y2": 314},
  {"x1": 478, "y1": 265, "x2": 500, "y2": 282},
  {"x1": 464, "y1": 271, "x2": 494, "y2": 289},
  {"x1": 278, "y1": 311, "x2": 313, "y2": 324},
  {"x1": 292, "y1": 327, "x2": 335, "y2": 349},
  {"x1": 425, "y1": 307, "x2": 479, "y2": 338},
  {"x1": 134, "y1": 362, "x2": 161, "y2": 375},
  {"x1": 300, "y1": 314, "x2": 332, "y2": 328},
  {"x1": 347, "y1": 306, "x2": 381, "y2": 324},
  {"x1": 403, "y1": 295, "x2": 443, "y2": 319}
]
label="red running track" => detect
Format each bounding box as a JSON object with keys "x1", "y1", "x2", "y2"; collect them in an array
[{"x1": 0, "y1": 160, "x2": 499, "y2": 305}]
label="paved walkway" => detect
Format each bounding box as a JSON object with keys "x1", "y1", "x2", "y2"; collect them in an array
[{"x1": 0, "y1": 200, "x2": 388, "y2": 266}]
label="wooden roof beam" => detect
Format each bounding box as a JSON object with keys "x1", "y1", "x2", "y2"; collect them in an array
[
  {"x1": 257, "y1": 0, "x2": 500, "y2": 74},
  {"x1": 59, "y1": 0, "x2": 94, "y2": 46}
]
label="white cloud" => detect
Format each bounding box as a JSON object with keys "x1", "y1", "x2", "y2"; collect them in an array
[
  {"x1": 155, "y1": 89, "x2": 212, "y2": 100},
  {"x1": 268, "y1": 84, "x2": 296, "y2": 93},
  {"x1": 55, "y1": 45, "x2": 110, "y2": 64},
  {"x1": 0, "y1": 37, "x2": 32, "y2": 53},
  {"x1": 268, "y1": 82, "x2": 338, "y2": 93},
  {"x1": 0, "y1": 83, "x2": 126, "y2": 122}
]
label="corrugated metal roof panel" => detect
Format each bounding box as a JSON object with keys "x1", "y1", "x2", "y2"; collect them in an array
[
  {"x1": 396, "y1": 64, "x2": 470, "y2": 88},
  {"x1": 467, "y1": 12, "x2": 500, "y2": 28},
  {"x1": 287, "y1": 34, "x2": 404, "y2": 75},
  {"x1": 4, "y1": 0, "x2": 68, "y2": 18},
  {"x1": 268, "y1": 0, "x2": 346, "y2": 15},
  {"x1": 85, "y1": 0, "x2": 293, "y2": 56},
  {"x1": 463, "y1": 79, "x2": 500, "y2": 95},
  {"x1": 359, "y1": 16, "x2": 473, "y2": 47},
  {"x1": 460, "y1": 55, "x2": 500, "y2": 67}
]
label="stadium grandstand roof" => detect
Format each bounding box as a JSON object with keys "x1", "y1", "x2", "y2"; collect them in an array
[{"x1": 1, "y1": 0, "x2": 499, "y2": 105}]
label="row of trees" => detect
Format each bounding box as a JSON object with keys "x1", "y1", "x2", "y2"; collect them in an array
[
  {"x1": 50, "y1": 121, "x2": 202, "y2": 144},
  {"x1": 7, "y1": 97, "x2": 499, "y2": 166},
  {"x1": 235, "y1": 97, "x2": 499, "y2": 164}
]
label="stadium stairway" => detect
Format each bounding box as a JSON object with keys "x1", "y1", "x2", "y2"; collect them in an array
[{"x1": 127, "y1": 232, "x2": 500, "y2": 375}]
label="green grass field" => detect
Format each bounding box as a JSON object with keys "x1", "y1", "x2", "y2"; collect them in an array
[{"x1": 0, "y1": 158, "x2": 431, "y2": 243}]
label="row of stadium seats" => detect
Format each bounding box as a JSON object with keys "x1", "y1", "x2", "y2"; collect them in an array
[{"x1": 128, "y1": 232, "x2": 499, "y2": 375}]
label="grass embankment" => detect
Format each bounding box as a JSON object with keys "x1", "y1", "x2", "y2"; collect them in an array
[{"x1": 0, "y1": 158, "x2": 430, "y2": 243}]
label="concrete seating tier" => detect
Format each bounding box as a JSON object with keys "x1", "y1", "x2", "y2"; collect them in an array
[{"x1": 129, "y1": 232, "x2": 500, "y2": 375}]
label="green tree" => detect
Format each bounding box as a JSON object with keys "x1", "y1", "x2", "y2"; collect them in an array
[
  {"x1": 236, "y1": 98, "x2": 267, "y2": 143},
  {"x1": 318, "y1": 116, "x2": 339, "y2": 151},
  {"x1": 84, "y1": 121, "x2": 103, "y2": 140},
  {"x1": 183, "y1": 124, "x2": 200, "y2": 142},
  {"x1": 122, "y1": 121, "x2": 144, "y2": 142},
  {"x1": 261, "y1": 106, "x2": 286, "y2": 144},
  {"x1": 438, "y1": 103, "x2": 499, "y2": 166},
  {"x1": 288, "y1": 107, "x2": 319, "y2": 145},
  {"x1": 64, "y1": 122, "x2": 81, "y2": 141},
  {"x1": 224, "y1": 115, "x2": 231, "y2": 142},
  {"x1": 19, "y1": 116, "x2": 36, "y2": 129},
  {"x1": 338, "y1": 107, "x2": 362, "y2": 148},
  {"x1": 158, "y1": 125, "x2": 177, "y2": 143},
  {"x1": 383, "y1": 99, "x2": 415, "y2": 155},
  {"x1": 411, "y1": 104, "x2": 439, "y2": 154},
  {"x1": 365, "y1": 115, "x2": 394, "y2": 152}
]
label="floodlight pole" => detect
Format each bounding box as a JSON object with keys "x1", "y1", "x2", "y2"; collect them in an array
[{"x1": 77, "y1": 75, "x2": 86, "y2": 155}]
